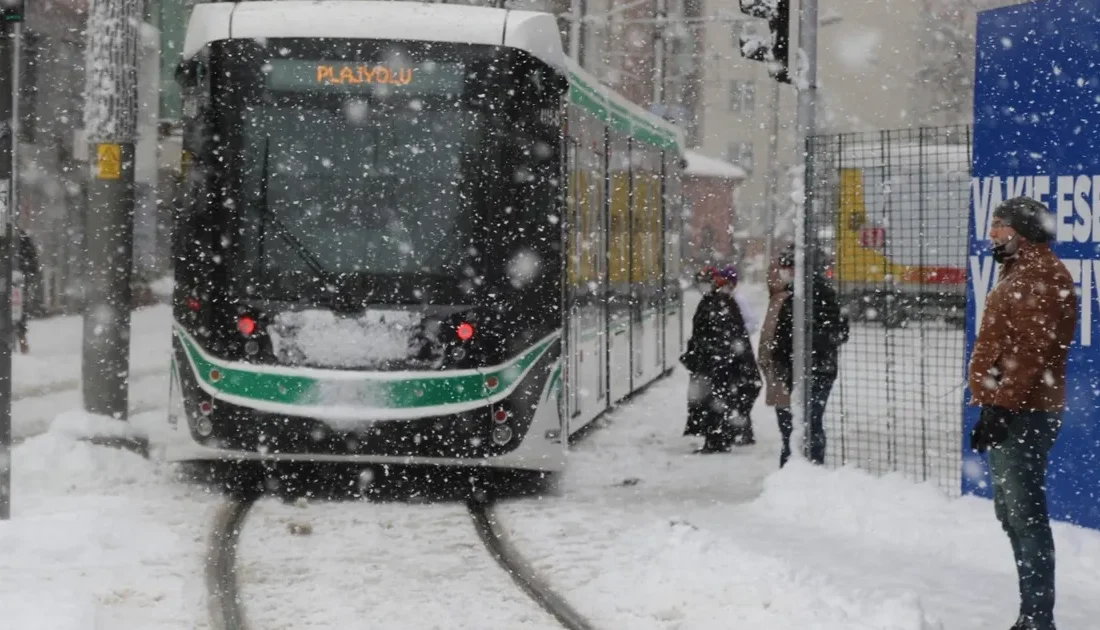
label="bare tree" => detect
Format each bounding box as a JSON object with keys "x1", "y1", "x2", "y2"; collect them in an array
[{"x1": 914, "y1": 0, "x2": 976, "y2": 126}]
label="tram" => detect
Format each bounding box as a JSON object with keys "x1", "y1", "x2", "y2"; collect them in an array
[{"x1": 159, "y1": 0, "x2": 686, "y2": 472}]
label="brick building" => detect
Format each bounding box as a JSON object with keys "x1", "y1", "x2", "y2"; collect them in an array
[{"x1": 682, "y1": 150, "x2": 745, "y2": 272}]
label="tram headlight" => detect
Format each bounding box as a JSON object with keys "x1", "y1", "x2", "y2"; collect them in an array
[
  {"x1": 491, "y1": 425, "x2": 513, "y2": 445},
  {"x1": 195, "y1": 417, "x2": 214, "y2": 437}
]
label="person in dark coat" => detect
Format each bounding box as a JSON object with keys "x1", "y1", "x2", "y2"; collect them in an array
[
  {"x1": 681, "y1": 264, "x2": 762, "y2": 453},
  {"x1": 770, "y1": 244, "x2": 848, "y2": 465},
  {"x1": 14, "y1": 228, "x2": 38, "y2": 353}
]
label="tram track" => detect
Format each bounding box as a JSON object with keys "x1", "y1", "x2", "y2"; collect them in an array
[{"x1": 205, "y1": 485, "x2": 597, "y2": 630}]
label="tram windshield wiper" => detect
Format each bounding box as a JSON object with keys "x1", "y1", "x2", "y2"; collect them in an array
[{"x1": 258, "y1": 138, "x2": 338, "y2": 293}]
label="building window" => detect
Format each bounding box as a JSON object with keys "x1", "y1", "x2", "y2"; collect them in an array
[
  {"x1": 727, "y1": 142, "x2": 754, "y2": 174},
  {"x1": 729, "y1": 80, "x2": 755, "y2": 113}
]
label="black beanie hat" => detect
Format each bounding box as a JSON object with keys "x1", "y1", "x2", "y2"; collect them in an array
[{"x1": 992, "y1": 196, "x2": 1054, "y2": 243}]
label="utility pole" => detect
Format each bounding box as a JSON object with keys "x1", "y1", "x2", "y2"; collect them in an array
[
  {"x1": 81, "y1": 0, "x2": 139, "y2": 422},
  {"x1": 0, "y1": 0, "x2": 23, "y2": 521},
  {"x1": 791, "y1": 0, "x2": 819, "y2": 458}
]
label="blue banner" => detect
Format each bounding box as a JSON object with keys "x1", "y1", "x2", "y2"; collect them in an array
[{"x1": 966, "y1": 0, "x2": 1100, "y2": 530}]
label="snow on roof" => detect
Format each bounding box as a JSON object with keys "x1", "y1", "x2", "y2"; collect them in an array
[{"x1": 683, "y1": 150, "x2": 747, "y2": 180}]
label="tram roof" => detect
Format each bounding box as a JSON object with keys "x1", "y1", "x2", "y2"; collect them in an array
[
  {"x1": 183, "y1": 1, "x2": 564, "y2": 68},
  {"x1": 183, "y1": 1, "x2": 684, "y2": 152}
]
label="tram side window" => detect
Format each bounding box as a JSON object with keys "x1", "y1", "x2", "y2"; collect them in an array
[
  {"x1": 607, "y1": 131, "x2": 630, "y2": 300},
  {"x1": 630, "y1": 141, "x2": 660, "y2": 305},
  {"x1": 571, "y1": 103, "x2": 603, "y2": 301}
]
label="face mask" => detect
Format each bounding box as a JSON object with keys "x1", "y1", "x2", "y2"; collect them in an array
[{"x1": 991, "y1": 234, "x2": 1017, "y2": 263}]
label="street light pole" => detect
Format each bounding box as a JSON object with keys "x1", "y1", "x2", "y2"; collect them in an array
[{"x1": 791, "y1": 0, "x2": 819, "y2": 460}]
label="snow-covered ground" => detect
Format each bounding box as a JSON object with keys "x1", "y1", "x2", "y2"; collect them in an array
[
  {"x1": 492, "y1": 361, "x2": 1100, "y2": 629},
  {"x1": 827, "y1": 321, "x2": 965, "y2": 495},
  {"x1": 1, "y1": 410, "x2": 220, "y2": 629},
  {"x1": 2, "y1": 285, "x2": 1098, "y2": 629},
  {"x1": 491, "y1": 285, "x2": 1100, "y2": 629},
  {"x1": 13, "y1": 305, "x2": 171, "y2": 440},
  {"x1": 15, "y1": 305, "x2": 170, "y2": 395},
  {"x1": 238, "y1": 500, "x2": 564, "y2": 629}
]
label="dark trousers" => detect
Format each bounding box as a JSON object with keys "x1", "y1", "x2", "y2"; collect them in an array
[
  {"x1": 775, "y1": 371, "x2": 835, "y2": 467},
  {"x1": 988, "y1": 411, "x2": 1061, "y2": 629}
]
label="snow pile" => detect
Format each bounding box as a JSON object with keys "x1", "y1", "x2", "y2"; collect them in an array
[
  {"x1": 0, "y1": 411, "x2": 215, "y2": 629},
  {"x1": 269, "y1": 308, "x2": 420, "y2": 368},
  {"x1": 750, "y1": 460, "x2": 1100, "y2": 574},
  {"x1": 683, "y1": 149, "x2": 747, "y2": 180},
  {"x1": 559, "y1": 517, "x2": 942, "y2": 630},
  {"x1": 48, "y1": 409, "x2": 149, "y2": 442},
  {"x1": 15, "y1": 413, "x2": 155, "y2": 494}
]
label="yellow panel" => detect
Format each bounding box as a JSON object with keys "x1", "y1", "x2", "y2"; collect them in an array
[
  {"x1": 579, "y1": 169, "x2": 593, "y2": 286},
  {"x1": 836, "y1": 167, "x2": 910, "y2": 285},
  {"x1": 566, "y1": 168, "x2": 578, "y2": 286},
  {"x1": 609, "y1": 172, "x2": 630, "y2": 285},
  {"x1": 586, "y1": 167, "x2": 600, "y2": 286},
  {"x1": 646, "y1": 171, "x2": 655, "y2": 280},
  {"x1": 631, "y1": 175, "x2": 643, "y2": 282}
]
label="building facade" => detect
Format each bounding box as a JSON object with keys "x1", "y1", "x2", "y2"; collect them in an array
[
  {"x1": 690, "y1": 0, "x2": 993, "y2": 257},
  {"x1": 18, "y1": 0, "x2": 161, "y2": 315}
]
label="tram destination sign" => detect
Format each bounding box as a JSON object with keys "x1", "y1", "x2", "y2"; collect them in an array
[{"x1": 264, "y1": 60, "x2": 468, "y2": 94}]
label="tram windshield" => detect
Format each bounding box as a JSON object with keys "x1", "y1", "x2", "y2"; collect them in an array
[{"x1": 236, "y1": 42, "x2": 497, "y2": 303}]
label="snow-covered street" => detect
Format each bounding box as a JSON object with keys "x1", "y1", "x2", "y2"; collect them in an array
[
  {"x1": 12, "y1": 306, "x2": 171, "y2": 440},
  {"x1": 3, "y1": 289, "x2": 1099, "y2": 629},
  {"x1": 491, "y1": 362, "x2": 1100, "y2": 629},
  {"x1": 1, "y1": 410, "x2": 218, "y2": 629},
  {"x1": 238, "y1": 499, "x2": 564, "y2": 629}
]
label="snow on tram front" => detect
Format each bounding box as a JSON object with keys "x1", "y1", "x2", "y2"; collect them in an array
[{"x1": 157, "y1": 0, "x2": 686, "y2": 473}]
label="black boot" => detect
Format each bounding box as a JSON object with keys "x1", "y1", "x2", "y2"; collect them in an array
[
  {"x1": 1012, "y1": 614, "x2": 1056, "y2": 630},
  {"x1": 738, "y1": 423, "x2": 755, "y2": 445}
]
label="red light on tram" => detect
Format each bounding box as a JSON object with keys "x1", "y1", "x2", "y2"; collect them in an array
[
  {"x1": 186, "y1": 297, "x2": 201, "y2": 312},
  {"x1": 237, "y1": 315, "x2": 257, "y2": 337},
  {"x1": 456, "y1": 322, "x2": 475, "y2": 341}
]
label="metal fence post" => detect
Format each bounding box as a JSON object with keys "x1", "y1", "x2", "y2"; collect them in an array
[
  {"x1": 792, "y1": 0, "x2": 819, "y2": 460},
  {"x1": 0, "y1": 16, "x2": 16, "y2": 520}
]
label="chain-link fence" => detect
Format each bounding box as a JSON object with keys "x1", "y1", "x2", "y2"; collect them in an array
[{"x1": 806, "y1": 126, "x2": 971, "y2": 495}]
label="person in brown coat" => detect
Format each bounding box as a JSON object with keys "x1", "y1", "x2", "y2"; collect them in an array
[
  {"x1": 757, "y1": 255, "x2": 794, "y2": 464},
  {"x1": 967, "y1": 196, "x2": 1077, "y2": 630}
]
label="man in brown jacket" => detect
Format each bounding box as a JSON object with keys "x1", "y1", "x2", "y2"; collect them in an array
[{"x1": 968, "y1": 196, "x2": 1077, "y2": 630}]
